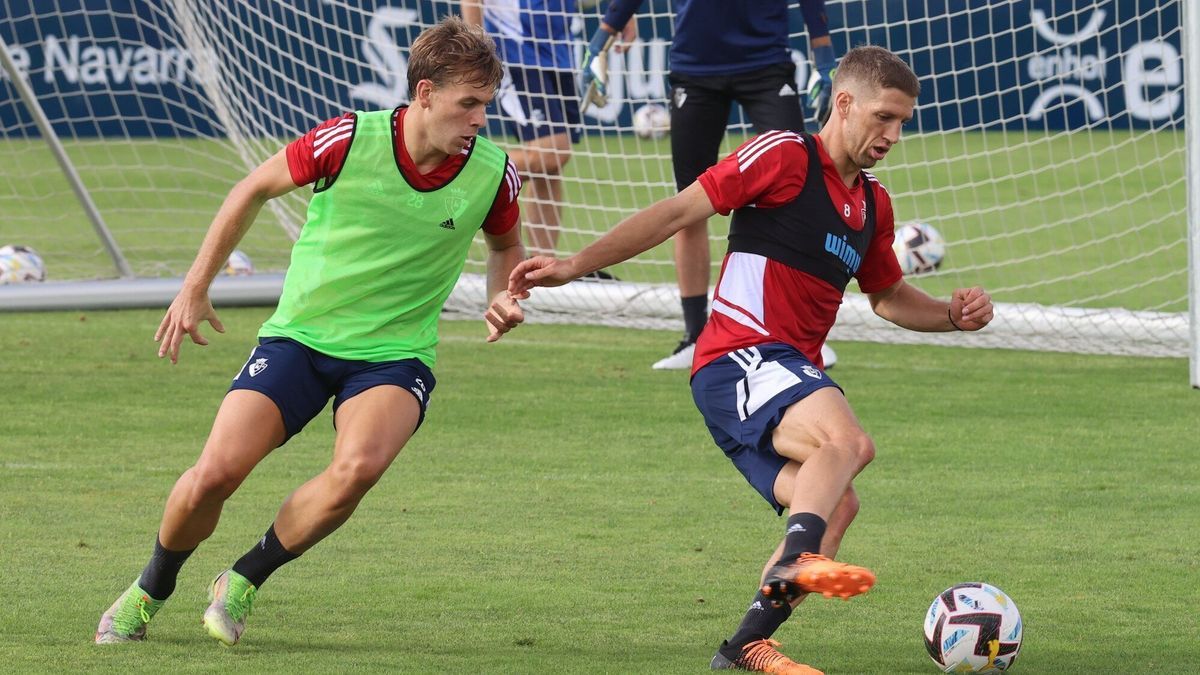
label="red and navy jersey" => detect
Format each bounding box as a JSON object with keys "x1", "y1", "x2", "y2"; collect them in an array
[
  {"x1": 692, "y1": 131, "x2": 903, "y2": 375},
  {"x1": 285, "y1": 108, "x2": 522, "y2": 236}
]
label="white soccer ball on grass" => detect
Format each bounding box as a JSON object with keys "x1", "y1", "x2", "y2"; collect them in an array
[
  {"x1": 632, "y1": 103, "x2": 670, "y2": 140},
  {"x1": 893, "y1": 222, "x2": 945, "y2": 275},
  {"x1": 0, "y1": 244, "x2": 46, "y2": 284},
  {"x1": 224, "y1": 249, "x2": 254, "y2": 275},
  {"x1": 923, "y1": 582, "x2": 1023, "y2": 673}
]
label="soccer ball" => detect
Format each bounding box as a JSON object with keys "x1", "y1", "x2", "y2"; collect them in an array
[
  {"x1": 224, "y1": 249, "x2": 254, "y2": 275},
  {"x1": 632, "y1": 103, "x2": 670, "y2": 139},
  {"x1": 0, "y1": 244, "x2": 46, "y2": 284},
  {"x1": 923, "y1": 582, "x2": 1023, "y2": 673},
  {"x1": 892, "y1": 222, "x2": 945, "y2": 275}
]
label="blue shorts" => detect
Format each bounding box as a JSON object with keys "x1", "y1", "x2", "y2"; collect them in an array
[
  {"x1": 229, "y1": 336, "x2": 436, "y2": 445},
  {"x1": 499, "y1": 65, "x2": 582, "y2": 143},
  {"x1": 690, "y1": 343, "x2": 842, "y2": 514}
]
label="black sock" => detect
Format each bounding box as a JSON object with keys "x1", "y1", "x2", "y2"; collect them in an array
[
  {"x1": 231, "y1": 524, "x2": 300, "y2": 588},
  {"x1": 137, "y1": 537, "x2": 195, "y2": 600},
  {"x1": 719, "y1": 590, "x2": 794, "y2": 659},
  {"x1": 681, "y1": 294, "x2": 709, "y2": 343},
  {"x1": 780, "y1": 512, "x2": 827, "y2": 563}
]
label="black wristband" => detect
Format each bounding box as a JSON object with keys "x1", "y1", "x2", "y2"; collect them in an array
[{"x1": 948, "y1": 307, "x2": 964, "y2": 331}]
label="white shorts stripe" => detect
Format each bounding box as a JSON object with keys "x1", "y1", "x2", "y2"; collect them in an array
[{"x1": 736, "y1": 359, "x2": 804, "y2": 421}]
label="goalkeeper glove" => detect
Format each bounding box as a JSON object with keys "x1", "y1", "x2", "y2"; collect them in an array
[
  {"x1": 579, "y1": 27, "x2": 616, "y2": 112},
  {"x1": 807, "y1": 44, "x2": 837, "y2": 126}
]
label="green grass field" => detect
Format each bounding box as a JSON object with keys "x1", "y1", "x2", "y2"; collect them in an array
[{"x1": 1, "y1": 309, "x2": 1196, "y2": 673}]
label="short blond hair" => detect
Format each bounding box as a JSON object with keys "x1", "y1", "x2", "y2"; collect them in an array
[
  {"x1": 834, "y1": 45, "x2": 920, "y2": 98},
  {"x1": 407, "y1": 16, "x2": 503, "y2": 98}
]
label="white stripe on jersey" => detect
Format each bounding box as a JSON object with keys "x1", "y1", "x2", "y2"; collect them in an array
[
  {"x1": 713, "y1": 252, "x2": 769, "y2": 329},
  {"x1": 862, "y1": 170, "x2": 885, "y2": 190},
  {"x1": 314, "y1": 118, "x2": 354, "y2": 142},
  {"x1": 736, "y1": 130, "x2": 794, "y2": 162},
  {"x1": 713, "y1": 298, "x2": 771, "y2": 336},
  {"x1": 313, "y1": 130, "x2": 354, "y2": 158},
  {"x1": 737, "y1": 130, "x2": 803, "y2": 173},
  {"x1": 504, "y1": 161, "x2": 521, "y2": 202}
]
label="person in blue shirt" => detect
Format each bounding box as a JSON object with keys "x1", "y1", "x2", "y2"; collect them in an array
[
  {"x1": 465, "y1": 0, "x2": 627, "y2": 263},
  {"x1": 580, "y1": 0, "x2": 840, "y2": 370}
]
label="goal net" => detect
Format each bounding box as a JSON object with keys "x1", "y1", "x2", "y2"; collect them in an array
[{"x1": 0, "y1": 0, "x2": 1191, "y2": 360}]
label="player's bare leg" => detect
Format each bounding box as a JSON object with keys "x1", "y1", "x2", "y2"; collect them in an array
[
  {"x1": 96, "y1": 390, "x2": 283, "y2": 644},
  {"x1": 761, "y1": 388, "x2": 876, "y2": 605},
  {"x1": 507, "y1": 132, "x2": 571, "y2": 256},
  {"x1": 161, "y1": 390, "x2": 286, "y2": 549},
  {"x1": 204, "y1": 385, "x2": 420, "y2": 645},
  {"x1": 710, "y1": 415, "x2": 873, "y2": 662},
  {"x1": 273, "y1": 385, "x2": 420, "y2": 552}
]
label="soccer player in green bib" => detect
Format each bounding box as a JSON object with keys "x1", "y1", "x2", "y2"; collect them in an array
[{"x1": 95, "y1": 17, "x2": 527, "y2": 646}]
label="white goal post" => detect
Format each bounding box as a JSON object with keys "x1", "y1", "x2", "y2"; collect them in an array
[{"x1": 0, "y1": 1, "x2": 1196, "y2": 380}]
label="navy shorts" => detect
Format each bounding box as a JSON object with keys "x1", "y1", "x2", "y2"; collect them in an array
[
  {"x1": 690, "y1": 343, "x2": 841, "y2": 514},
  {"x1": 229, "y1": 336, "x2": 436, "y2": 444},
  {"x1": 498, "y1": 65, "x2": 582, "y2": 143}
]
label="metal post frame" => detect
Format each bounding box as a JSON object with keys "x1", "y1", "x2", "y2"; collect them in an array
[
  {"x1": 1185, "y1": 0, "x2": 1200, "y2": 387},
  {"x1": 0, "y1": 36, "x2": 134, "y2": 279}
]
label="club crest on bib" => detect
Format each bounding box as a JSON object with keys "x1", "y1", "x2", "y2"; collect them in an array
[{"x1": 444, "y1": 186, "x2": 469, "y2": 220}]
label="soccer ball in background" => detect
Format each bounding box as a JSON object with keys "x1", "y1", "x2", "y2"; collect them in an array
[
  {"x1": 893, "y1": 222, "x2": 946, "y2": 275},
  {"x1": 224, "y1": 249, "x2": 254, "y2": 275},
  {"x1": 632, "y1": 103, "x2": 670, "y2": 140},
  {"x1": 0, "y1": 244, "x2": 47, "y2": 284},
  {"x1": 923, "y1": 582, "x2": 1023, "y2": 673}
]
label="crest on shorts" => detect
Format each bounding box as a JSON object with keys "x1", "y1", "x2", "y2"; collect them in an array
[
  {"x1": 248, "y1": 358, "x2": 269, "y2": 377},
  {"x1": 802, "y1": 365, "x2": 822, "y2": 379}
]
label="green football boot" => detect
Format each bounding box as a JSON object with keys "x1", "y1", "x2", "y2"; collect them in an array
[
  {"x1": 94, "y1": 582, "x2": 165, "y2": 644},
  {"x1": 202, "y1": 570, "x2": 257, "y2": 646}
]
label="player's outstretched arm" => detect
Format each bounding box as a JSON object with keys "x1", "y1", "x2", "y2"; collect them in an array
[
  {"x1": 509, "y1": 181, "x2": 716, "y2": 295},
  {"x1": 156, "y1": 149, "x2": 298, "y2": 363},
  {"x1": 483, "y1": 225, "x2": 527, "y2": 343},
  {"x1": 866, "y1": 279, "x2": 993, "y2": 333}
]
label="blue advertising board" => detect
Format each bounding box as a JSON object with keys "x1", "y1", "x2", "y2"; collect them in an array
[{"x1": 0, "y1": 0, "x2": 1183, "y2": 139}]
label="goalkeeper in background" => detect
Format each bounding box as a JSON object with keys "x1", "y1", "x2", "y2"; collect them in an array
[
  {"x1": 580, "y1": 0, "x2": 842, "y2": 370},
  {"x1": 95, "y1": 17, "x2": 527, "y2": 647}
]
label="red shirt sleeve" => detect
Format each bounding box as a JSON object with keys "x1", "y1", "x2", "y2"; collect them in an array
[
  {"x1": 481, "y1": 158, "x2": 522, "y2": 235},
  {"x1": 855, "y1": 181, "x2": 904, "y2": 293},
  {"x1": 698, "y1": 131, "x2": 809, "y2": 215},
  {"x1": 285, "y1": 113, "x2": 357, "y2": 187}
]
